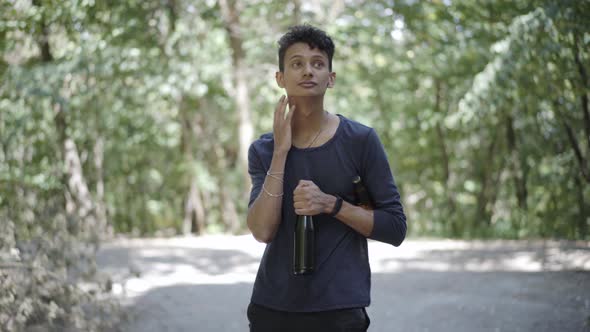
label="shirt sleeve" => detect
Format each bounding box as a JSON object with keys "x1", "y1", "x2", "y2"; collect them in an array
[
  {"x1": 248, "y1": 143, "x2": 266, "y2": 208},
  {"x1": 361, "y1": 129, "x2": 407, "y2": 246}
]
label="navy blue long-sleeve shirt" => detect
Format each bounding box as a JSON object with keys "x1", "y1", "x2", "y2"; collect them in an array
[{"x1": 247, "y1": 114, "x2": 406, "y2": 312}]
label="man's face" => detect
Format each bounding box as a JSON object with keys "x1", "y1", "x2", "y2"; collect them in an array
[{"x1": 276, "y1": 42, "x2": 335, "y2": 97}]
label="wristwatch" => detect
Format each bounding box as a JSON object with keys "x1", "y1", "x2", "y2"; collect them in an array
[{"x1": 329, "y1": 195, "x2": 343, "y2": 217}]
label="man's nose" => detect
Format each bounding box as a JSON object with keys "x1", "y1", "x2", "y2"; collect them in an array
[{"x1": 303, "y1": 63, "x2": 314, "y2": 76}]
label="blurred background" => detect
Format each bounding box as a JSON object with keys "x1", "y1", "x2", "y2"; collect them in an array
[{"x1": 1, "y1": 0, "x2": 589, "y2": 331}]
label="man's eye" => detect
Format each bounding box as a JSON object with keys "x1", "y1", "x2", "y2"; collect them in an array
[
  {"x1": 313, "y1": 62, "x2": 324, "y2": 68},
  {"x1": 292, "y1": 62, "x2": 302, "y2": 68}
]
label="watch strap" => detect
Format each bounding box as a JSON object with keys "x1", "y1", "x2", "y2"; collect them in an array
[{"x1": 329, "y1": 195, "x2": 343, "y2": 217}]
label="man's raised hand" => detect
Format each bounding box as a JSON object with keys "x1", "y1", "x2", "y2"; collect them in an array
[{"x1": 273, "y1": 95, "x2": 295, "y2": 155}]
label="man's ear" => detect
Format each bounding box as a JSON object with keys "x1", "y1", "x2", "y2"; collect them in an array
[
  {"x1": 276, "y1": 71, "x2": 285, "y2": 88},
  {"x1": 327, "y1": 72, "x2": 336, "y2": 88}
]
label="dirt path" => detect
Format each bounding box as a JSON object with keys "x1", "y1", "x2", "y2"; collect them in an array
[{"x1": 96, "y1": 236, "x2": 590, "y2": 331}]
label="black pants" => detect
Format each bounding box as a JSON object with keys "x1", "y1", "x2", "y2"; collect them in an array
[{"x1": 247, "y1": 303, "x2": 370, "y2": 332}]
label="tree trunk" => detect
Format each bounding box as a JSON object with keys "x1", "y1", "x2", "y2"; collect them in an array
[
  {"x1": 292, "y1": 0, "x2": 302, "y2": 24},
  {"x1": 55, "y1": 102, "x2": 98, "y2": 240},
  {"x1": 183, "y1": 180, "x2": 206, "y2": 235},
  {"x1": 34, "y1": 4, "x2": 100, "y2": 242},
  {"x1": 574, "y1": 171, "x2": 588, "y2": 239},
  {"x1": 474, "y1": 131, "x2": 499, "y2": 230},
  {"x1": 179, "y1": 97, "x2": 207, "y2": 235},
  {"x1": 94, "y1": 135, "x2": 108, "y2": 235},
  {"x1": 573, "y1": 31, "x2": 590, "y2": 152},
  {"x1": 214, "y1": 144, "x2": 240, "y2": 232},
  {"x1": 62, "y1": 137, "x2": 95, "y2": 220},
  {"x1": 221, "y1": 185, "x2": 240, "y2": 234},
  {"x1": 219, "y1": 0, "x2": 254, "y2": 188},
  {"x1": 328, "y1": 0, "x2": 345, "y2": 22},
  {"x1": 505, "y1": 113, "x2": 528, "y2": 210},
  {"x1": 433, "y1": 80, "x2": 458, "y2": 234},
  {"x1": 555, "y1": 99, "x2": 590, "y2": 182},
  {"x1": 434, "y1": 81, "x2": 450, "y2": 186}
]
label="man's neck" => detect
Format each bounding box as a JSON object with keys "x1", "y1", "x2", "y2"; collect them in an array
[{"x1": 289, "y1": 95, "x2": 326, "y2": 137}]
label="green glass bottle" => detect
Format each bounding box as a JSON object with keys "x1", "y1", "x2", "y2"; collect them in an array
[{"x1": 293, "y1": 214, "x2": 315, "y2": 275}]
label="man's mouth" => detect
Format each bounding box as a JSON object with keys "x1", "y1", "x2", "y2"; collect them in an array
[{"x1": 298, "y1": 81, "x2": 317, "y2": 88}]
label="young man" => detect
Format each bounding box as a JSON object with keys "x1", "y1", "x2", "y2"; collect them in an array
[{"x1": 246, "y1": 24, "x2": 406, "y2": 332}]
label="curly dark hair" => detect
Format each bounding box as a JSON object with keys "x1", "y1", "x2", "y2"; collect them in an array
[{"x1": 277, "y1": 24, "x2": 335, "y2": 72}]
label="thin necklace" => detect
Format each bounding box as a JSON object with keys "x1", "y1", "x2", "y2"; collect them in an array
[{"x1": 306, "y1": 112, "x2": 327, "y2": 149}]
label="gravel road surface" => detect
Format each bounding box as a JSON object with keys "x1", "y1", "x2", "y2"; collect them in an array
[{"x1": 96, "y1": 236, "x2": 590, "y2": 332}]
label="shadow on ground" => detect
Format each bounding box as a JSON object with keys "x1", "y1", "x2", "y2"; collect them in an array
[
  {"x1": 118, "y1": 270, "x2": 590, "y2": 332},
  {"x1": 369, "y1": 270, "x2": 589, "y2": 332},
  {"x1": 96, "y1": 238, "x2": 590, "y2": 332},
  {"x1": 97, "y1": 245, "x2": 261, "y2": 280},
  {"x1": 121, "y1": 282, "x2": 253, "y2": 332}
]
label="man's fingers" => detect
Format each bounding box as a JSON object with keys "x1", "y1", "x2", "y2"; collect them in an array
[
  {"x1": 294, "y1": 205, "x2": 310, "y2": 214},
  {"x1": 298, "y1": 180, "x2": 314, "y2": 186},
  {"x1": 293, "y1": 201, "x2": 306, "y2": 210},
  {"x1": 293, "y1": 183, "x2": 306, "y2": 194},
  {"x1": 294, "y1": 180, "x2": 306, "y2": 190},
  {"x1": 279, "y1": 95, "x2": 287, "y2": 116},
  {"x1": 286, "y1": 104, "x2": 295, "y2": 122},
  {"x1": 293, "y1": 189, "x2": 306, "y2": 199},
  {"x1": 275, "y1": 95, "x2": 285, "y2": 111},
  {"x1": 295, "y1": 207, "x2": 317, "y2": 215},
  {"x1": 276, "y1": 96, "x2": 286, "y2": 111},
  {"x1": 274, "y1": 95, "x2": 285, "y2": 125},
  {"x1": 295, "y1": 209, "x2": 307, "y2": 215},
  {"x1": 282, "y1": 97, "x2": 290, "y2": 120}
]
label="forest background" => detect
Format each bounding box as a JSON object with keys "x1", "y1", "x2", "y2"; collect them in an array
[{"x1": 0, "y1": 0, "x2": 588, "y2": 330}]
